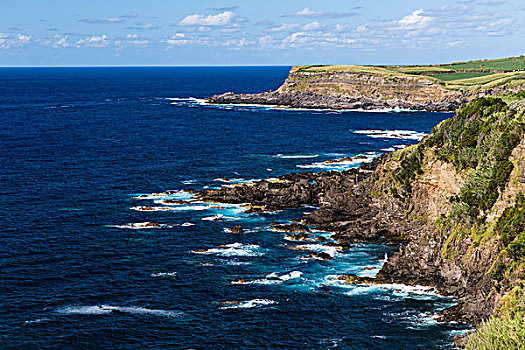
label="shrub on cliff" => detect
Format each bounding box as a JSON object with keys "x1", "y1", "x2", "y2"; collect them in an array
[
  {"x1": 423, "y1": 97, "x2": 524, "y2": 221},
  {"x1": 466, "y1": 286, "x2": 525, "y2": 350},
  {"x1": 496, "y1": 193, "x2": 525, "y2": 260}
]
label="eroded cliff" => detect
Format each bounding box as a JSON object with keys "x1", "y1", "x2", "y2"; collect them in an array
[
  {"x1": 196, "y1": 92, "x2": 525, "y2": 347},
  {"x1": 207, "y1": 64, "x2": 525, "y2": 112}
]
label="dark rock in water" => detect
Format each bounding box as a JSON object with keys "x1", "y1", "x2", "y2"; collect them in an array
[
  {"x1": 162, "y1": 199, "x2": 191, "y2": 205},
  {"x1": 314, "y1": 236, "x2": 327, "y2": 242},
  {"x1": 230, "y1": 225, "x2": 244, "y2": 234},
  {"x1": 337, "y1": 274, "x2": 391, "y2": 285},
  {"x1": 284, "y1": 232, "x2": 310, "y2": 241},
  {"x1": 272, "y1": 223, "x2": 310, "y2": 233},
  {"x1": 305, "y1": 252, "x2": 333, "y2": 260},
  {"x1": 206, "y1": 89, "x2": 462, "y2": 112},
  {"x1": 243, "y1": 204, "x2": 273, "y2": 213},
  {"x1": 323, "y1": 241, "x2": 350, "y2": 250},
  {"x1": 144, "y1": 222, "x2": 161, "y2": 228}
]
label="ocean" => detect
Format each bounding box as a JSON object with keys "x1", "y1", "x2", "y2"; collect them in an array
[{"x1": 0, "y1": 67, "x2": 468, "y2": 349}]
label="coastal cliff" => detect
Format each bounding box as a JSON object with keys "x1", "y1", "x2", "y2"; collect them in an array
[
  {"x1": 208, "y1": 67, "x2": 464, "y2": 111},
  {"x1": 197, "y1": 92, "x2": 525, "y2": 348},
  {"x1": 207, "y1": 59, "x2": 525, "y2": 112}
]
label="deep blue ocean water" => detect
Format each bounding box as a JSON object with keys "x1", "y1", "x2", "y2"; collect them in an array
[{"x1": 0, "y1": 67, "x2": 468, "y2": 349}]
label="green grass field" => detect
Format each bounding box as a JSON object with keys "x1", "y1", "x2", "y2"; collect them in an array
[
  {"x1": 441, "y1": 57, "x2": 525, "y2": 71},
  {"x1": 297, "y1": 56, "x2": 525, "y2": 91},
  {"x1": 429, "y1": 72, "x2": 496, "y2": 81}
]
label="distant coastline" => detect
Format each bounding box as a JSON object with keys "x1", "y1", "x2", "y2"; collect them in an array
[{"x1": 207, "y1": 56, "x2": 525, "y2": 112}]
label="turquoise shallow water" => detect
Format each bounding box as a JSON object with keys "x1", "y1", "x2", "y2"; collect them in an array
[{"x1": 0, "y1": 67, "x2": 468, "y2": 349}]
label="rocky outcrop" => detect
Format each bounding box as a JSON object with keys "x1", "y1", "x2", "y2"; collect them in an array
[
  {"x1": 207, "y1": 89, "x2": 461, "y2": 112},
  {"x1": 272, "y1": 223, "x2": 310, "y2": 233},
  {"x1": 207, "y1": 67, "x2": 525, "y2": 112},
  {"x1": 230, "y1": 225, "x2": 244, "y2": 234},
  {"x1": 207, "y1": 68, "x2": 465, "y2": 111},
  {"x1": 196, "y1": 94, "x2": 525, "y2": 345}
]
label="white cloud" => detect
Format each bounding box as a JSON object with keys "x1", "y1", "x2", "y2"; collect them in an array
[
  {"x1": 53, "y1": 36, "x2": 69, "y2": 48},
  {"x1": 297, "y1": 7, "x2": 316, "y2": 16},
  {"x1": 142, "y1": 23, "x2": 160, "y2": 30},
  {"x1": 115, "y1": 34, "x2": 150, "y2": 49},
  {"x1": 348, "y1": 4, "x2": 517, "y2": 49},
  {"x1": 280, "y1": 31, "x2": 355, "y2": 49},
  {"x1": 45, "y1": 35, "x2": 70, "y2": 48},
  {"x1": 302, "y1": 21, "x2": 322, "y2": 31},
  {"x1": 0, "y1": 33, "x2": 31, "y2": 49},
  {"x1": 178, "y1": 11, "x2": 235, "y2": 26},
  {"x1": 284, "y1": 7, "x2": 358, "y2": 18},
  {"x1": 398, "y1": 9, "x2": 433, "y2": 29},
  {"x1": 222, "y1": 37, "x2": 255, "y2": 50},
  {"x1": 220, "y1": 24, "x2": 241, "y2": 33},
  {"x1": 166, "y1": 33, "x2": 189, "y2": 46},
  {"x1": 120, "y1": 12, "x2": 139, "y2": 18},
  {"x1": 268, "y1": 23, "x2": 300, "y2": 32},
  {"x1": 79, "y1": 17, "x2": 122, "y2": 24},
  {"x1": 75, "y1": 35, "x2": 109, "y2": 48}
]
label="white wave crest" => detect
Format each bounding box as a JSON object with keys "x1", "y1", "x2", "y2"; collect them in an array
[
  {"x1": 110, "y1": 222, "x2": 172, "y2": 229},
  {"x1": 181, "y1": 179, "x2": 197, "y2": 185},
  {"x1": 295, "y1": 244, "x2": 338, "y2": 257},
  {"x1": 130, "y1": 206, "x2": 175, "y2": 212},
  {"x1": 202, "y1": 214, "x2": 223, "y2": 221},
  {"x1": 232, "y1": 271, "x2": 303, "y2": 285},
  {"x1": 219, "y1": 299, "x2": 277, "y2": 309},
  {"x1": 273, "y1": 154, "x2": 319, "y2": 159},
  {"x1": 297, "y1": 153, "x2": 379, "y2": 171},
  {"x1": 151, "y1": 272, "x2": 177, "y2": 277},
  {"x1": 58, "y1": 305, "x2": 181, "y2": 317},
  {"x1": 132, "y1": 190, "x2": 193, "y2": 201},
  {"x1": 279, "y1": 270, "x2": 303, "y2": 281},
  {"x1": 354, "y1": 129, "x2": 427, "y2": 141},
  {"x1": 192, "y1": 243, "x2": 264, "y2": 257}
]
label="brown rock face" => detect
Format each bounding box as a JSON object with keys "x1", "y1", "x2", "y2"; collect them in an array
[
  {"x1": 230, "y1": 225, "x2": 244, "y2": 234},
  {"x1": 207, "y1": 69, "x2": 465, "y2": 112}
]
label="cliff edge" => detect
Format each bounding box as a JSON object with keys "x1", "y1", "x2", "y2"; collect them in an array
[
  {"x1": 197, "y1": 91, "x2": 525, "y2": 348},
  {"x1": 207, "y1": 57, "x2": 525, "y2": 112}
]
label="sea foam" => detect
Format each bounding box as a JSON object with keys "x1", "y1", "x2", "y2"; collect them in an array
[
  {"x1": 58, "y1": 305, "x2": 181, "y2": 317},
  {"x1": 219, "y1": 299, "x2": 277, "y2": 309},
  {"x1": 354, "y1": 129, "x2": 427, "y2": 141},
  {"x1": 193, "y1": 243, "x2": 264, "y2": 257}
]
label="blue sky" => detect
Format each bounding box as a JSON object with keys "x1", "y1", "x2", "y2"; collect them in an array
[{"x1": 1, "y1": 0, "x2": 524, "y2": 66}]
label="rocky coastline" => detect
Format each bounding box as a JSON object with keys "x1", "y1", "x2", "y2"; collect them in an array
[
  {"x1": 205, "y1": 66, "x2": 525, "y2": 113},
  {"x1": 196, "y1": 92, "x2": 525, "y2": 347},
  {"x1": 207, "y1": 90, "x2": 462, "y2": 112}
]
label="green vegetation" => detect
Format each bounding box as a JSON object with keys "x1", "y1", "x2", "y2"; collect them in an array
[
  {"x1": 466, "y1": 285, "x2": 525, "y2": 350},
  {"x1": 369, "y1": 91, "x2": 525, "y2": 348},
  {"x1": 424, "y1": 97, "x2": 524, "y2": 220},
  {"x1": 297, "y1": 56, "x2": 525, "y2": 92},
  {"x1": 393, "y1": 145, "x2": 423, "y2": 197},
  {"x1": 429, "y1": 72, "x2": 495, "y2": 81},
  {"x1": 496, "y1": 193, "x2": 525, "y2": 260},
  {"x1": 442, "y1": 56, "x2": 525, "y2": 72}
]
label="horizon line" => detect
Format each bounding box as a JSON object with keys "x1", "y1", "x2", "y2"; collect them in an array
[{"x1": 0, "y1": 64, "x2": 296, "y2": 68}]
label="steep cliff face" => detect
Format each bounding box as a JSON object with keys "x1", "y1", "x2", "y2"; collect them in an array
[
  {"x1": 207, "y1": 68, "x2": 464, "y2": 111},
  {"x1": 370, "y1": 93, "x2": 525, "y2": 341},
  {"x1": 278, "y1": 69, "x2": 462, "y2": 104},
  {"x1": 197, "y1": 92, "x2": 525, "y2": 346}
]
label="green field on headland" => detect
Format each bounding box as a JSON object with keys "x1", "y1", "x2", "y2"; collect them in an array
[{"x1": 295, "y1": 56, "x2": 525, "y2": 92}]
